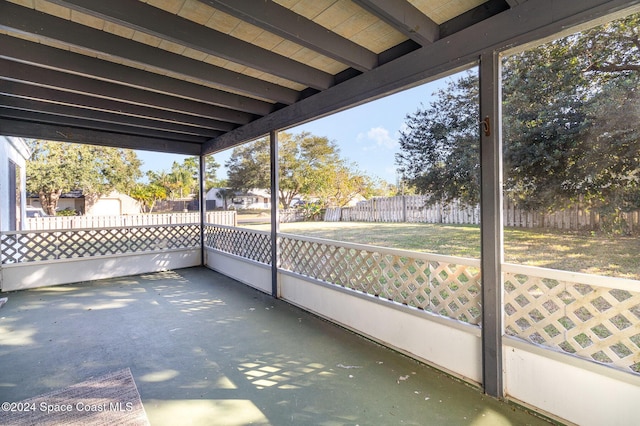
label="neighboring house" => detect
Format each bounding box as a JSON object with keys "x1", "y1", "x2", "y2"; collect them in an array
[
  {"x1": 27, "y1": 189, "x2": 84, "y2": 214},
  {"x1": 206, "y1": 188, "x2": 271, "y2": 210},
  {"x1": 28, "y1": 190, "x2": 142, "y2": 216},
  {"x1": 0, "y1": 136, "x2": 30, "y2": 231},
  {"x1": 87, "y1": 190, "x2": 142, "y2": 215}
]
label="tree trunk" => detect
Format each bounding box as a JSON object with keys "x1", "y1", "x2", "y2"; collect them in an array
[{"x1": 40, "y1": 190, "x2": 62, "y2": 215}]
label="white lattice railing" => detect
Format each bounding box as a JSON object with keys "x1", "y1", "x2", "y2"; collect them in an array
[
  {"x1": 279, "y1": 233, "x2": 482, "y2": 324},
  {"x1": 205, "y1": 225, "x2": 640, "y2": 375},
  {"x1": 204, "y1": 224, "x2": 272, "y2": 265},
  {"x1": 203, "y1": 225, "x2": 482, "y2": 324},
  {"x1": 504, "y1": 263, "x2": 640, "y2": 375},
  {"x1": 0, "y1": 224, "x2": 201, "y2": 264}
]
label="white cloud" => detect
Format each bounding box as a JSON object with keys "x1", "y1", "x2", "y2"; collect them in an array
[{"x1": 357, "y1": 126, "x2": 398, "y2": 151}]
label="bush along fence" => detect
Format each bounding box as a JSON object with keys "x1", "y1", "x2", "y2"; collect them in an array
[{"x1": 325, "y1": 196, "x2": 640, "y2": 233}]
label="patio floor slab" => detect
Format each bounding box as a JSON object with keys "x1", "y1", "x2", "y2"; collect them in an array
[{"x1": 0, "y1": 267, "x2": 556, "y2": 425}]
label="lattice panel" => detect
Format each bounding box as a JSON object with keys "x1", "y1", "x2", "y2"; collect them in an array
[
  {"x1": 128, "y1": 225, "x2": 201, "y2": 251},
  {"x1": 0, "y1": 225, "x2": 201, "y2": 264},
  {"x1": 504, "y1": 272, "x2": 640, "y2": 374},
  {"x1": 430, "y1": 262, "x2": 482, "y2": 323},
  {"x1": 280, "y1": 236, "x2": 482, "y2": 324},
  {"x1": 204, "y1": 226, "x2": 272, "y2": 265},
  {"x1": 1, "y1": 232, "x2": 58, "y2": 263},
  {"x1": 56, "y1": 228, "x2": 130, "y2": 258}
]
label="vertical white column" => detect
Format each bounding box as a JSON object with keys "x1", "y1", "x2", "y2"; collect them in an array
[{"x1": 269, "y1": 130, "x2": 280, "y2": 298}]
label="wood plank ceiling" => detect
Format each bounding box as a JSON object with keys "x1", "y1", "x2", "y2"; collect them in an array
[{"x1": 0, "y1": 0, "x2": 633, "y2": 155}]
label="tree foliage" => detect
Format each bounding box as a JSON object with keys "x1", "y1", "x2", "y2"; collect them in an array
[
  {"x1": 226, "y1": 137, "x2": 271, "y2": 194},
  {"x1": 395, "y1": 13, "x2": 640, "y2": 224},
  {"x1": 504, "y1": 13, "x2": 640, "y2": 214},
  {"x1": 395, "y1": 74, "x2": 479, "y2": 206},
  {"x1": 130, "y1": 182, "x2": 166, "y2": 213},
  {"x1": 502, "y1": 39, "x2": 589, "y2": 211},
  {"x1": 203, "y1": 156, "x2": 221, "y2": 191},
  {"x1": 314, "y1": 162, "x2": 377, "y2": 207},
  {"x1": 26, "y1": 140, "x2": 141, "y2": 215},
  {"x1": 226, "y1": 132, "x2": 373, "y2": 208},
  {"x1": 166, "y1": 158, "x2": 197, "y2": 199},
  {"x1": 137, "y1": 156, "x2": 220, "y2": 208}
]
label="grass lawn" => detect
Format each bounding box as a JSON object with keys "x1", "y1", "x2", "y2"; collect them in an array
[{"x1": 244, "y1": 221, "x2": 640, "y2": 280}]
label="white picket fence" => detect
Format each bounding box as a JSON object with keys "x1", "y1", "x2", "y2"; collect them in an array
[
  {"x1": 24, "y1": 211, "x2": 237, "y2": 230},
  {"x1": 326, "y1": 195, "x2": 640, "y2": 232}
]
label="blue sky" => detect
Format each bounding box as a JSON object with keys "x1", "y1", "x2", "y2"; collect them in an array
[{"x1": 136, "y1": 73, "x2": 463, "y2": 183}]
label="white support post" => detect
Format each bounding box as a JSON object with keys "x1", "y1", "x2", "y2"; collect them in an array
[
  {"x1": 269, "y1": 130, "x2": 280, "y2": 298},
  {"x1": 199, "y1": 154, "x2": 206, "y2": 266}
]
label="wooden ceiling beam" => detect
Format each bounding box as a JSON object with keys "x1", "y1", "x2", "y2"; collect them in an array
[
  {"x1": 0, "y1": 108, "x2": 210, "y2": 144},
  {"x1": 203, "y1": 0, "x2": 378, "y2": 72},
  {"x1": 0, "y1": 58, "x2": 252, "y2": 125},
  {"x1": 47, "y1": 0, "x2": 334, "y2": 90},
  {"x1": 0, "y1": 35, "x2": 275, "y2": 116},
  {"x1": 352, "y1": 0, "x2": 440, "y2": 45},
  {"x1": 0, "y1": 118, "x2": 203, "y2": 155},
  {"x1": 0, "y1": 2, "x2": 300, "y2": 104},
  {"x1": 439, "y1": 0, "x2": 510, "y2": 38},
  {"x1": 0, "y1": 96, "x2": 225, "y2": 138}
]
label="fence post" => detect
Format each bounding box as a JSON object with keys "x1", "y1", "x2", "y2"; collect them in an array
[{"x1": 402, "y1": 196, "x2": 407, "y2": 222}]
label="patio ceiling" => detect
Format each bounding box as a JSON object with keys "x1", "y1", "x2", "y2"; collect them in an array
[{"x1": 0, "y1": 0, "x2": 637, "y2": 156}]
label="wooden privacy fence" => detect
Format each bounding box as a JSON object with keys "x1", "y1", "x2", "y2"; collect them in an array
[
  {"x1": 326, "y1": 196, "x2": 640, "y2": 233},
  {"x1": 24, "y1": 211, "x2": 237, "y2": 230},
  {"x1": 327, "y1": 197, "x2": 480, "y2": 224}
]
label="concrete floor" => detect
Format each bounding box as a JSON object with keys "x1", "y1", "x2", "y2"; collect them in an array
[{"x1": 0, "y1": 267, "x2": 556, "y2": 425}]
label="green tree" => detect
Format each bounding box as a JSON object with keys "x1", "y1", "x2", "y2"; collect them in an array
[
  {"x1": 167, "y1": 160, "x2": 196, "y2": 199},
  {"x1": 226, "y1": 132, "x2": 369, "y2": 208},
  {"x1": 146, "y1": 156, "x2": 213, "y2": 201},
  {"x1": 26, "y1": 141, "x2": 76, "y2": 215},
  {"x1": 578, "y1": 78, "x2": 640, "y2": 216},
  {"x1": 567, "y1": 14, "x2": 640, "y2": 219},
  {"x1": 279, "y1": 132, "x2": 342, "y2": 207},
  {"x1": 225, "y1": 136, "x2": 271, "y2": 197},
  {"x1": 395, "y1": 72, "x2": 480, "y2": 206},
  {"x1": 203, "y1": 156, "x2": 221, "y2": 191},
  {"x1": 316, "y1": 163, "x2": 376, "y2": 207},
  {"x1": 26, "y1": 141, "x2": 141, "y2": 215},
  {"x1": 395, "y1": 13, "x2": 640, "y2": 222},
  {"x1": 502, "y1": 39, "x2": 589, "y2": 211},
  {"x1": 503, "y1": 13, "x2": 640, "y2": 216},
  {"x1": 130, "y1": 182, "x2": 167, "y2": 212}
]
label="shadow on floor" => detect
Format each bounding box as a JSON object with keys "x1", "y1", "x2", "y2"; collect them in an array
[{"x1": 0, "y1": 267, "x2": 556, "y2": 425}]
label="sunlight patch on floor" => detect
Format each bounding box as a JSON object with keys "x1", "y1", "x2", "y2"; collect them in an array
[
  {"x1": 0, "y1": 325, "x2": 37, "y2": 345},
  {"x1": 144, "y1": 399, "x2": 270, "y2": 426},
  {"x1": 469, "y1": 407, "x2": 521, "y2": 425},
  {"x1": 238, "y1": 358, "x2": 336, "y2": 390},
  {"x1": 139, "y1": 369, "x2": 180, "y2": 383}
]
